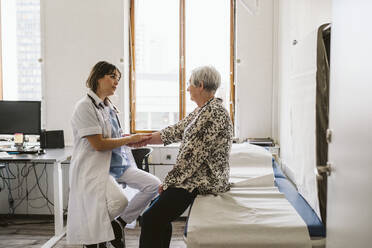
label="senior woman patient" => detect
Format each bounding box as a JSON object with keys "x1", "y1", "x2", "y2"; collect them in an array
[{"x1": 133, "y1": 65, "x2": 233, "y2": 248}]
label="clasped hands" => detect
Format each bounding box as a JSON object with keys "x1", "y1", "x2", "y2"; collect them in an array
[{"x1": 124, "y1": 133, "x2": 153, "y2": 148}]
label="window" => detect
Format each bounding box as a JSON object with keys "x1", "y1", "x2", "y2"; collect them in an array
[
  {"x1": 0, "y1": 0, "x2": 41, "y2": 101},
  {"x1": 130, "y1": 0, "x2": 180, "y2": 132},
  {"x1": 130, "y1": 0, "x2": 235, "y2": 132}
]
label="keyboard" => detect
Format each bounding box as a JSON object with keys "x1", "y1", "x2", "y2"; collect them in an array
[{"x1": 0, "y1": 147, "x2": 39, "y2": 154}]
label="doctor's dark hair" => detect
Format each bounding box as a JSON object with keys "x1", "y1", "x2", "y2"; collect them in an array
[{"x1": 86, "y1": 61, "x2": 122, "y2": 93}]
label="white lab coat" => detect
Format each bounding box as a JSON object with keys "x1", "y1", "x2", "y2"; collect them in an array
[{"x1": 67, "y1": 90, "x2": 115, "y2": 244}]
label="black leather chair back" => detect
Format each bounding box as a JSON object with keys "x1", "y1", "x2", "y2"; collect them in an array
[{"x1": 131, "y1": 147, "x2": 153, "y2": 172}]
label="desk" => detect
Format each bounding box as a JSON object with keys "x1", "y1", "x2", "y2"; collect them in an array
[{"x1": 0, "y1": 147, "x2": 72, "y2": 248}]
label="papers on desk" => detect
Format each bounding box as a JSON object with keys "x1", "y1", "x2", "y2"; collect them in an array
[{"x1": 0, "y1": 151, "x2": 12, "y2": 158}]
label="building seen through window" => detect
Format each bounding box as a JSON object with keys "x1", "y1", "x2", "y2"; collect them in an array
[
  {"x1": 1, "y1": 0, "x2": 41, "y2": 101},
  {"x1": 133, "y1": 0, "x2": 180, "y2": 131}
]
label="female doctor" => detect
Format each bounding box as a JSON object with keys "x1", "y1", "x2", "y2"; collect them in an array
[{"x1": 67, "y1": 61, "x2": 161, "y2": 248}]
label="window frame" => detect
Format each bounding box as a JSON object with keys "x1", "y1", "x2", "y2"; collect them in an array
[{"x1": 129, "y1": 0, "x2": 235, "y2": 133}]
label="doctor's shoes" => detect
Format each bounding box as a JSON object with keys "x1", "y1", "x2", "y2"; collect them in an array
[
  {"x1": 116, "y1": 217, "x2": 127, "y2": 229},
  {"x1": 110, "y1": 219, "x2": 126, "y2": 248},
  {"x1": 83, "y1": 242, "x2": 107, "y2": 248}
]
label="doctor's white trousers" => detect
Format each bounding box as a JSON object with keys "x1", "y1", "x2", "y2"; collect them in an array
[{"x1": 106, "y1": 166, "x2": 161, "y2": 222}]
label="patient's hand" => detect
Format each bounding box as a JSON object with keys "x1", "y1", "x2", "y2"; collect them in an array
[{"x1": 158, "y1": 184, "x2": 164, "y2": 194}]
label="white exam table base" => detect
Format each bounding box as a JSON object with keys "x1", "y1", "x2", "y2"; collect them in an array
[
  {"x1": 184, "y1": 234, "x2": 325, "y2": 248},
  {"x1": 310, "y1": 237, "x2": 326, "y2": 248}
]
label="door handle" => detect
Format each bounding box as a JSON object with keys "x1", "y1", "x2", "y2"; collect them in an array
[
  {"x1": 316, "y1": 162, "x2": 333, "y2": 179},
  {"x1": 326, "y1": 129, "x2": 333, "y2": 143}
]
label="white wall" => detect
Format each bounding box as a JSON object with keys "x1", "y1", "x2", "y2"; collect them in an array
[
  {"x1": 327, "y1": 1, "x2": 372, "y2": 247},
  {"x1": 42, "y1": 0, "x2": 126, "y2": 145},
  {"x1": 235, "y1": 0, "x2": 274, "y2": 139},
  {"x1": 277, "y1": 0, "x2": 332, "y2": 216}
]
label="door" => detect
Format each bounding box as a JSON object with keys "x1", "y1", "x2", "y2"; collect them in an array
[{"x1": 326, "y1": 1, "x2": 372, "y2": 247}]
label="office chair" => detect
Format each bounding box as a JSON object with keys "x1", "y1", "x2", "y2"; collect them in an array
[
  {"x1": 131, "y1": 147, "x2": 153, "y2": 173},
  {"x1": 116, "y1": 147, "x2": 153, "y2": 190}
]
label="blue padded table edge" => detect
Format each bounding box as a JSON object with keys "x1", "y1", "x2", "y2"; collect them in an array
[
  {"x1": 272, "y1": 159, "x2": 286, "y2": 178},
  {"x1": 273, "y1": 161, "x2": 326, "y2": 237}
]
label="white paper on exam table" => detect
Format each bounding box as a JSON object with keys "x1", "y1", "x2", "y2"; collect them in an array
[{"x1": 0, "y1": 151, "x2": 12, "y2": 158}]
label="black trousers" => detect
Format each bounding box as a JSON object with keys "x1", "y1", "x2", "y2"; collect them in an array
[{"x1": 139, "y1": 187, "x2": 197, "y2": 248}]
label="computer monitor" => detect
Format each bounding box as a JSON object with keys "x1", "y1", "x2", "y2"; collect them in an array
[{"x1": 0, "y1": 101, "x2": 41, "y2": 135}]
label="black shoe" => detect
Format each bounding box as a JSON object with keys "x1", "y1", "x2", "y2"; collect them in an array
[
  {"x1": 116, "y1": 216, "x2": 127, "y2": 229},
  {"x1": 110, "y1": 219, "x2": 125, "y2": 248},
  {"x1": 84, "y1": 242, "x2": 107, "y2": 248}
]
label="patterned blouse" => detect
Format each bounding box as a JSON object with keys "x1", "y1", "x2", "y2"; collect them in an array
[{"x1": 160, "y1": 97, "x2": 233, "y2": 195}]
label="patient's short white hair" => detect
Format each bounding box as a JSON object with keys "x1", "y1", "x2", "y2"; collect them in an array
[{"x1": 190, "y1": 65, "x2": 221, "y2": 93}]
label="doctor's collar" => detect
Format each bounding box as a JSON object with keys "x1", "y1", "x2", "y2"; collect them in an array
[
  {"x1": 87, "y1": 90, "x2": 105, "y2": 109},
  {"x1": 87, "y1": 90, "x2": 120, "y2": 114},
  {"x1": 105, "y1": 98, "x2": 120, "y2": 114}
]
